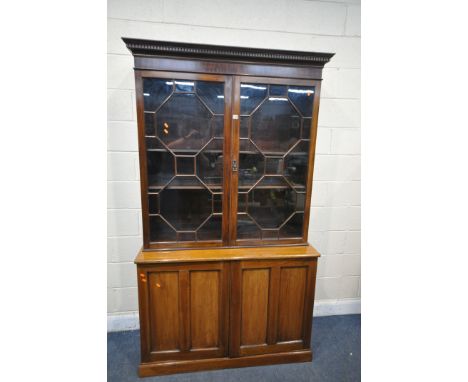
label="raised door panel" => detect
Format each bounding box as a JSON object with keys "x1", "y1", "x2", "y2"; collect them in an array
[
  {"x1": 148, "y1": 272, "x2": 180, "y2": 352},
  {"x1": 190, "y1": 270, "x2": 220, "y2": 349},
  {"x1": 277, "y1": 267, "x2": 307, "y2": 342},
  {"x1": 240, "y1": 269, "x2": 270, "y2": 346},
  {"x1": 230, "y1": 259, "x2": 316, "y2": 357},
  {"x1": 139, "y1": 262, "x2": 228, "y2": 362}
]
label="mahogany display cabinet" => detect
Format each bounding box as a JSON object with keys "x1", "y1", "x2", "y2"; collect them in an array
[{"x1": 123, "y1": 38, "x2": 334, "y2": 377}]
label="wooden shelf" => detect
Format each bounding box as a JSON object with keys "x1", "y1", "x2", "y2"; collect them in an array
[
  {"x1": 146, "y1": 148, "x2": 308, "y2": 156},
  {"x1": 148, "y1": 184, "x2": 305, "y2": 191}
]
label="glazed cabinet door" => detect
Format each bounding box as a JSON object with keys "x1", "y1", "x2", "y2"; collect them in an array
[
  {"x1": 138, "y1": 262, "x2": 229, "y2": 362},
  {"x1": 230, "y1": 258, "x2": 317, "y2": 357},
  {"x1": 230, "y1": 77, "x2": 320, "y2": 246},
  {"x1": 135, "y1": 71, "x2": 232, "y2": 249}
]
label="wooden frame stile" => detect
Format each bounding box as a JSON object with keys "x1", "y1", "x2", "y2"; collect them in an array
[
  {"x1": 134, "y1": 71, "x2": 151, "y2": 249},
  {"x1": 124, "y1": 38, "x2": 334, "y2": 378},
  {"x1": 302, "y1": 80, "x2": 322, "y2": 242},
  {"x1": 228, "y1": 78, "x2": 240, "y2": 246}
]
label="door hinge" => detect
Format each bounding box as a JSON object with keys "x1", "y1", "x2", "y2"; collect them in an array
[{"x1": 232, "y1": 160, "x2": 238, "y2": 172}]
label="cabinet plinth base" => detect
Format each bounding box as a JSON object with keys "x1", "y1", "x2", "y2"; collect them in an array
[{"x1": 138, "y1": 349, "x2": 312, "y2": 377}]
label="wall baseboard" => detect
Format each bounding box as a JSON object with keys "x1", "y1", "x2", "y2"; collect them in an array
[
  {"x1": 313, "y1": 298, "x2": 361, "y2": 317},
  {"x1": 107, "y1": 312, "x2": 139, "y2": 332},
  {"x1": 107, "y1": 298, "x2": 360, "y2": 333}
]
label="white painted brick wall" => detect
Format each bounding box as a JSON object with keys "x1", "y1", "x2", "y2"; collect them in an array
[{"x1": 107, "y1": 0, "x2": 361, "y2": 316}]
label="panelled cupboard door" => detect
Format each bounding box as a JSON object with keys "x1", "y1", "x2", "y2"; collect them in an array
[
  {"x1": 230, "y1": 76, "x2": 321, "y2": 247},
  {"x1": 135, "y1": 71, "x2": 233, "y2": 249},
  {"x1": 230, "y1": 259, "x2": 317, "y2": 357},
  {"x1": 137, "y1": 262, "x2": 229, "y2": 362}
]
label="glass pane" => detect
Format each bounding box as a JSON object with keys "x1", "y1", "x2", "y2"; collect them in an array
[
  {"x1": 279, "y1": 213, "x2": 304, "y2": 238},
  {"x1": 238, "y1": 192, "x2": 248, "y2": 213},
  {"x1": 262, "y1": 230, "x2": 279, "y2": 240},
  {"x1": 212, "y1": 115, "x2": 224, "y2": 138},
  {"x1": 148, "y1": 194, "x2": 159, "y2": 214},
  {"x1": 144, "y1": 77, "x2": 225, "y2": 243},
  {"x1": 174, "y1": 80, "x2": 195, "y2": 92},
  {"x1": 198, "y1": 215, "x2": 222, "y2": 241},
  {"x1": 240, "y1": 116, "x2": 249, "y2": 138},
  {"x1": 197, "y1": 81, "x2": 225, "y2": 114},
  {"x1": 237, "y1": 82, "x2": 314, "y2": 242},
  {"x1": 237, "y1": 214, "x2": 261, "y2": 239},
  {"x1": 269, "y1": 84, "x2": 287, "y2": 96},
  {"x1": 147, "y1": 150, "x2": 174, "y2": 188},
  {"x1": 238, "y1": 139, "x2": 264, "y2": 188},
  {"x1": 302, "y1": 118, "x2": 312, "y2": 139},
  {"x1": 247, "y1": 178, "x2": 295, "y2": 229},
  {"x1": 144, "y1": 113, "x2": 155, "y2": 136},
  {"x1": 251, "y1": 97, "x2": 301, "y2": 154},
  {"x1": 156, "y1": 93, "x2": 212, "y2": 151},
  {"x1": 284, "y1": 140, "x2": 310, "y2": 189},
  {"x1": 196, "y1": 138, "x2": 224, "y2": 190},
  {"x1": 265, "y1": 157, "x2": 283, "y2": 174},
  {"x1": 176, "y1": 156, "x2": 195, "y2": 175},
  {"x1": 159, "y1": 184, "x2": 212, "y2": 231},
  {"x1": 288, "y1": 86, "x2": 315, "y2": 117},
  {"x1": 143, "y1": 78, "x2": 173, "y2": 111},
  {"x1": 240, "y1": 83, "x2": 267, "y2": 115},
  {"x1": 150, "y1": 216, "x2": 177, "y2": 242},
  {"x1": 213, "y1": 194, "x2": 223, "y2": 213}
]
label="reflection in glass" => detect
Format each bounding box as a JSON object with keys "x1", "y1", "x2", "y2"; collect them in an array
[{"x1": 174, "y1": 80, "x2": 195, "y2": 92}]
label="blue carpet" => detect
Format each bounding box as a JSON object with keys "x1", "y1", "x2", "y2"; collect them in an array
[{"x1": 108, "y1": 314, "x2": 360, "y2": 381}]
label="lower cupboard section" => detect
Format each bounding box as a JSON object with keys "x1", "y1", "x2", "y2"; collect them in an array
[{"x1": 136, "y1": 257, "x2": 318, "y2": 376}]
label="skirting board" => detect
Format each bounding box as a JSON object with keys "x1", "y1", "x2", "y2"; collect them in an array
[{"x1": 107, "y1": 298, "x2": 361, "y2": 332}]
